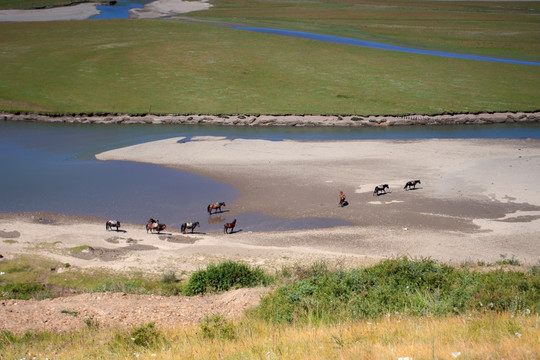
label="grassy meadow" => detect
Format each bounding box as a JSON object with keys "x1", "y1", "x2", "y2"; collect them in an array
[{"x1": 0, "y1": 0, "x2": 539, "y2": 114}]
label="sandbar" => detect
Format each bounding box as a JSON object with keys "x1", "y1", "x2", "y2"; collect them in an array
[
  {"x1": 2, "y1": 138, "x2": 539, "y2": 276},
  {"x1": 0, "y1": 0, "x2": 211, "y2": 22},
  {"x1": 0, "y1": 3, "x2": 100, "y2": 22}
]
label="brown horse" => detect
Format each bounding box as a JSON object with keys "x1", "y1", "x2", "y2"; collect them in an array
[
  {"x1": 105, "y1": 220, "x2": 121, "y2": 231},
  {"x1": 207, "y1": 202, "x2": 226, "y2": 214},
  {"x1": 224, "y1": 219, "x2": 236, "y2": 234},
  {"x1": 146, "y1": 222, "x2": 166, "y2": 234}
]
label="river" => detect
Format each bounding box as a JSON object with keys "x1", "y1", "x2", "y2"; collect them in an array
[{"x1": 1, "y1": 121, "x2": 539, "y2": 232}]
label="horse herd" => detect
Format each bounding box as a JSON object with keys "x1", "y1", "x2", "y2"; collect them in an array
[
  {"x1": 105, "y1": 202, "x2": 236, "y2": 235},
  {"x1": 373, "y1": 180, "x2": 421, "y2": 196},
  {"x1": 106, "y1": 180, "x2": 421, "y2": 234}
]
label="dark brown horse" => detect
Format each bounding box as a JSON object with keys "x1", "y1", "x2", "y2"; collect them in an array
[
  {"x1": 404, "y1": 180, "x2": 421, "y2": 190},
  {"x1": 146, "y1": 222, "x2": 166, "y2": 234},
  {"x1": 373, "y1": 184, "x2": 389, "y2": 196},
  {"x1": 105, "y1": 220, "x2": 121, "y2": 231},
  {"x1": 207, "y1": 202, "x2": 226, "y2": 214},
  {"x1": 224, "y1": 219, "x2": 236, "y2": 234},
  {"x1": 181, "y1": 221, "x2": 199, "y2": 233}
]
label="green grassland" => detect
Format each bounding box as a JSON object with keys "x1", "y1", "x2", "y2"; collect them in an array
[{"x1": 0, "y1": 0, "x2": 539, "y2": 115}]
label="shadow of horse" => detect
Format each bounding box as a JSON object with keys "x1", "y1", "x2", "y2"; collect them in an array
[{"x1": 207, "y1": 215, "x2": 226, "y2": 225}]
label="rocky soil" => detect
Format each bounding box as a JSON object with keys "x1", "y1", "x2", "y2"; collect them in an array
[
  {"x1": 0, "y1": 288, "x2": 267, "y2": 334},
  {"x1": 2, "y1": 111, "x2": 540, "y2": 127}
]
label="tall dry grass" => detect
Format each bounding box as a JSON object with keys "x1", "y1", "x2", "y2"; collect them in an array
[{"x1": 2, "y1": 313, "x2": 538, "y2": 359}]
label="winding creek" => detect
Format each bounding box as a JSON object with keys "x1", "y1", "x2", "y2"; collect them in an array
[
  {"x1": 1, "y1": 121, "x2": 539, "y2": 232},
  {"x1": 1, "y1": 1, "x2": 538, "y2": 66}
]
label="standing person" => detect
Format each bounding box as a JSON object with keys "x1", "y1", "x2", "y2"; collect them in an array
[{"x1": 339, "y1": 191, "x2": 346, "y2": 207}]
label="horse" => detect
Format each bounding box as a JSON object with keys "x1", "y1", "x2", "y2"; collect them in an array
[
  {"x1": 105, "y1": 220, "x2": 121, "y2": 231},
  {"x1": 404, "y1": 180, "x2": 421, "y2": 190},
  {"x1": 207, "y1": 202, "x2": 226, "y2": 214},
  {"x1": 181, "y1": 221, "x2": 199, "y2": 234},
  {"x1": 224, "y1": 219, "x2": 237, "y2": 234},
  {"x1": 146, "y1": 221, "x2": 166, "y2": 234},
  {"x1": 373, "y1": 184, "x2": 389, "y2": 196}
]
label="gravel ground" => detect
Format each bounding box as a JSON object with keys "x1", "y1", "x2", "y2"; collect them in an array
[{"x1": 0, "y1": 288, "x2": 266, "y2": 334}]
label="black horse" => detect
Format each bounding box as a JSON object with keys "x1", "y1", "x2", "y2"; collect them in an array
[
  {"x1": 404, "y1": 180, "x2": 421, "y2": 190},
  {"x1": 181, "y1": 221, "x2": 199, "y2": 234},
  {"x1": 373, "y1": 184, "x2": 389, "y2": 196},
  {"x1": 105, "y1": 220, "x2": 121, "y2": 231}
]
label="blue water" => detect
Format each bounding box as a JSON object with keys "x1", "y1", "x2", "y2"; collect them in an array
[
  {"x1": 235, "y1": 27, "x2": 540, "y2": 67},
  {"x1": 1, "y1": 121, "x2": 539, "y2": 231},
  {"x1": 90, "y1": 0, "x2": 150, "y2": 20}
]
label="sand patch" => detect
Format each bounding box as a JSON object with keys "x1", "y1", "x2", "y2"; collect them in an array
[
  {"x1": 0, "y1": 230, "x2": 20, "y2": 238},
  {"x1": 0, "y1": 3, "x2": 100, "y2": 22},
  {"x1": 129, "y1": 0, "x2": 212, "y2": 19},
  {"x1": 70, "y1": 244, "x2": 158, "y2": 261}
]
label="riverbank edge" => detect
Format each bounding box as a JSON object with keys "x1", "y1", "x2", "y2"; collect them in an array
[{"x1": 2, "y1": 111, "x2": 540, "y2": 127}]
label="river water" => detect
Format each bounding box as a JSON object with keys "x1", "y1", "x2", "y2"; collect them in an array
[
  {"x1": 1, "y1": 121, "x2": 539, "y2": 232},
  {"x1": 90, "y1": 0, "x2": 148, "y2": 20}
]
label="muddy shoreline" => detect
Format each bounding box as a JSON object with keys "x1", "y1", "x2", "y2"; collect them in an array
[{"x1": 2, "y1": 111, "x2": 539, "y2": 127}]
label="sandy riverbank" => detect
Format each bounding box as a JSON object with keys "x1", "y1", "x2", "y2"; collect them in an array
[
  {"x1": 3, "y1": 111, "x2": 540, "y2": 126},
  {"x1": 0, "y1": 3, "x2": 100, "y2": 22},
  {"x1": 1, "y1": 138, "x2": 539, "y2": 277}
]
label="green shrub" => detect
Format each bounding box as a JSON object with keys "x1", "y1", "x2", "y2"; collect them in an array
[
  {"x1": 200, "y1": 315, "x2": 236, "y2": 340},
  {"x1": 112, "y1": 322, "x2": 166, "y2": 350},
  {"x1": 183, "y1": 269, "x2": 208, "y2": 296},
  {"x1": 183, "y1": 261, "x2": 271, "y2": 296},
  {"x1": 0, "y1": 282, "x2": 51, "y2": 300},
  {"x1": 130, "y1": 322, "x2": 163, "y2": 348}
]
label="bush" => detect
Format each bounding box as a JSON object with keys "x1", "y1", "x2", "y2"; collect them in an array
[
  {"x1": 254, "y1": 257, "x2": 540, "y2": 324},
  {"x1": 183, "y1": 260, "x2": 271, "y2": 296},
  {"x1": 200, "y1": 315, "x2": 236, "y2": 340},
  {"x1": 130, "y1": 322, "x2": 163, "y2": 348},
  {"x1": 112, "y1": 322, "x2": 166, "y2": 350}
]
